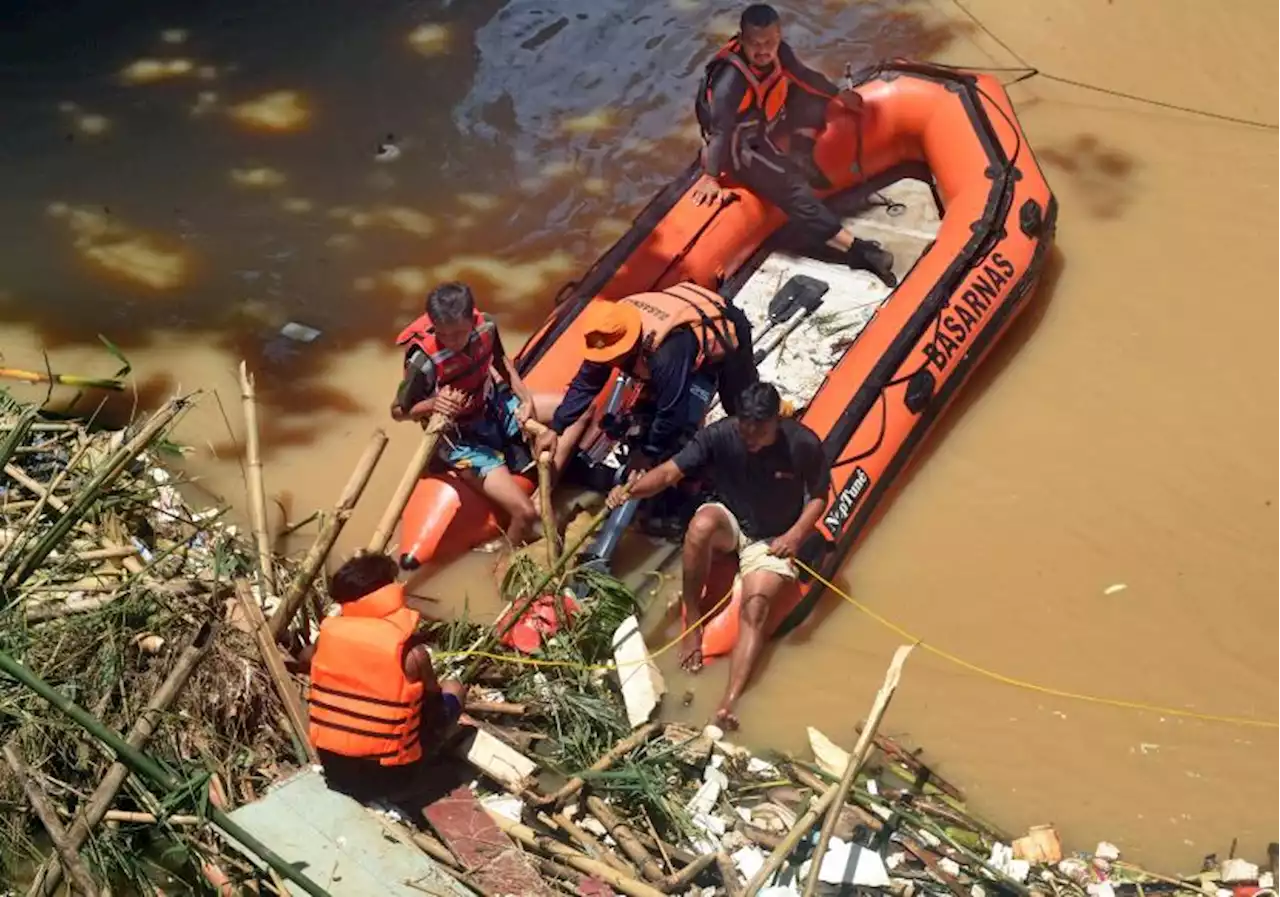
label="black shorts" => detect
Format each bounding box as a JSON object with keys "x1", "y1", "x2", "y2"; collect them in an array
[{"x1": 317, "y1": 692, "x2": 464, "y2": 808}]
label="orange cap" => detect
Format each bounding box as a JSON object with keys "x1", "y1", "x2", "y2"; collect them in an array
[{"x1": 580, "y1": 300, "x2": 642, "y2": 364}]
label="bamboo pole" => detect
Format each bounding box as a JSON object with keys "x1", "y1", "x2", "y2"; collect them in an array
[
  {"x1": 531, "y1": 722, "x2": 659, "y2": 807},
  {"x1": 234, "y1": 580, "x2": 318, "y2": 764},
  {"x1": 659, "y1": 852, "x2": 717, "y2": 893},
  {"x1": 550, "y1": 812, "x2": 639, "y2": 877},
  {"x1": 102, "y1": 811, "x2": 202, "y2": 825},
  {"x1": 29, "y1": 623, "x2": 214, "y2": 897},
  {"x1": 0, "y1": 367, "x2": 125, "y2": 391},
  {"x1": 536, "y1": 450, "x2": 558, "y2": 568},
  {"x1": 5, "y1": 396, "x2": 187, "y2": 587},
  {"x1": 1, "y1": 458, "x2": 141, "y2": 577},
  {"x1": 0, "y1": 646, "x2": 335, "y2": 897},
  {"x1": 268, "y1": 429, "x2": 388, "y2": 640},
  {"x1": 461, "y1": 502, "x2": 612, "y2": 682},
  {"x1": 465, "y1": 700, "x2": 526, "y2": 716},
  {"x1": 584, "y1": 796, "x2": 666, "y2": 883},
  {"x1": 745, "y1": 645, "x2": 912, "y2": 897},
  {"x1": 801, "y1": 644, "x2": 913, "y2": 897},
  {"x1": 484, "y1": 810, "x2": 666, "y2": 897},
  {"x1": 367, "y1": 412, "x2": 452, "y2": 555},
  {"x1": 238, "y1": 362, "x2": 276, "y2": 597},
  {"x1": 3, "y1": 743, "x2": 101, "y2": 896}
]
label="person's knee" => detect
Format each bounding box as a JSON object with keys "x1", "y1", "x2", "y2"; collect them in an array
[
  {"x1": 440, "y1": 679, "x2": 467, "y2": 701},
  {"x1": 685, "y1": 509, "x2": 726, "y2": 549},
  {"x1": 741, "y1": 592, "x2": 770, "y2": 628},
  {"x1": 510, "y1": 494, "x2": 537, "y2": 523},
  {"x1": 487, "y1": 475, "x2": 536, "y2": 522}
]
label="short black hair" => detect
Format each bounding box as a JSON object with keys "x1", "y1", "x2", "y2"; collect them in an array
[
  {"x1": 330, "y1": 553, "x2": 399, "y2": 604},
  {"x1": 740, "y1": 4, "x2": 780, "y2": 31},
  {"x1": 737, "y1": 381, "x2": 782, "y2": 421},
  {"x1": 426, "y1": 281, "x2": 475, "y2": 325}
]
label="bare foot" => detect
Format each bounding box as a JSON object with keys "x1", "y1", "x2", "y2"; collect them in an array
[
  {"x1": 713, "y1": 705, "x2": 740, "y2": 731},
  {"x1": 679, "y1": 630, "x2": 704, "y2": 673}
]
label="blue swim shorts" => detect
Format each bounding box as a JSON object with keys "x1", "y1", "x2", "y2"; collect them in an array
[{"x1": 437, "y1": 388, "x2": 523, "y2": 478}]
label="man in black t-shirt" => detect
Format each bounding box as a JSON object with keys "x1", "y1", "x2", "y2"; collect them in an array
[{"x1": 607, "y1": 382, "x2": 830, "y2": 729}]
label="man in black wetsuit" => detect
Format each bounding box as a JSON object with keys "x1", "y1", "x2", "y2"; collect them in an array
[{"x1": 694, "y1": 3, "x2": 897, "y2": 287}]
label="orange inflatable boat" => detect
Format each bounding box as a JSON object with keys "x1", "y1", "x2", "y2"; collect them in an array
[{"x1": 396, "y1": 60, "x2": 1056, "y2": 660}]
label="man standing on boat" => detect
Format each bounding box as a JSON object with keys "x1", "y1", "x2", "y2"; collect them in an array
[
  {"x1": 549, "y1": 281, "x2": 757, "y2": 476},
  {"x1": 606, "y1": 381, "x2": 830, "y2": 729},
  {"x1": 391, "y1": 281, "x2": 557, "y2": 549},
  {"x1": 694, "y1": 3, "x2": 897, "y2": 287}
]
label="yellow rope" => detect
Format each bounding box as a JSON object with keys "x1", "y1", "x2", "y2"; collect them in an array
[
  {"x1": 432, "y1": 587, "x2": 733, "y2": 672},
  {"x1": 434, "y1": 558, "x2": 1277, "y2": 730},
  {"x1": 792, "y1": 559, "x2": 1278, "y2": 730}
]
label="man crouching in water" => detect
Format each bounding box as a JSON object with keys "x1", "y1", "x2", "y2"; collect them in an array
[
  {"x1": 296, "y1": 553, "x2": 468, "y2": 809},
  {"x1": 607, "y1": 382, "x2": 830, "y2": 729}
]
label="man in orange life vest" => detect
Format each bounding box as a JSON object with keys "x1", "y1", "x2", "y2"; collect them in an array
[
  {"x1": 299, "y1": 553, "x2": 468, "y2": 804},
  {"x1": 391, "y1": 281, "x2": 557, "y2": 548},
  {"x1": 550, "y1": 281, "x2": 757, "y2": 475},
  {"x1": 694, "y1": 4, "x2": 897, "y2": 287}
]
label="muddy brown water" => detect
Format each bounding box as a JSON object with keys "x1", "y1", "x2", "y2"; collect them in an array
[{"x1": 2, "y1": 0, "x2": 1275, "y2": 874}]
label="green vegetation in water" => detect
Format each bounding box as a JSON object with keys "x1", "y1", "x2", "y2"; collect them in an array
[{"x1": 469, "y1": 551, "x2": 698, "y2": 837}]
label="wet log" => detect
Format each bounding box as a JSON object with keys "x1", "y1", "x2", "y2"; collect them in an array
[
  {"x1": 268, "y1": 428, "x2": 388, "y2": 639},
  {"x1": 4, "y1": 743, "x2": 101, "y2": 896},
  {"x1": 29, "y1": 623, "x2": 213, "y2": 896}
]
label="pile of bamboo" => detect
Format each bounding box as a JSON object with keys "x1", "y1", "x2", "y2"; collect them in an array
[{"x1": 0, "y1": 383, "x2": 333, "y2": 894}]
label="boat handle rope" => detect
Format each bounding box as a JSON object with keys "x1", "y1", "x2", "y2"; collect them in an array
[{"x1": 432, "y1": 560, "x2": 1277, "y2": 730}]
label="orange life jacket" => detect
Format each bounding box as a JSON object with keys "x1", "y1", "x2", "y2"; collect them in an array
[
  {"x1": 395, "y1": 309, "x2": 497, "y2": 420},
  {"x1": 621, "y1": 282, "x2": 740, "y2": 381},
  {"x1": 307, "y1": 583, "x2": 425, "y2": 766},
  {"x1": 698, "y1": 37, "x2": 791, "y2": 134}
]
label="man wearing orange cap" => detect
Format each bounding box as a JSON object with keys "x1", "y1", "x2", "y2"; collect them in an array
[{"x1": 549, "y1": 281, "x2": 756, "y2": 475}]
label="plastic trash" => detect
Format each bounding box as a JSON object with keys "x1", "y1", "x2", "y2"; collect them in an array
[{"x1": 280, "y1": 322, "x2": 322, "y2": 342}]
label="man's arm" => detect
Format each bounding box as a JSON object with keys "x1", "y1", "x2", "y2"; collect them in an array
[
  {"x1": 779, "y1": 42, "x2": 839, "y2": 97},
  {"x1": 490, "y1": 331, "x2": 536, "y2": 416},
  {"x1": 639, "y1": 331, "x2": 698, "y2": 461},
  {"x1": 551, "y1": 361, "x2": 612, "y2": 434},
  {"x1": 403, "y1": 632, "x2": 440, "y2": 689},
  {"x1": 608, "y1": 423, "x2": 714, "y2": 507},
  {"x1": 770, "y1": 427, "x2": 833, "y2": 557},
  {"x1": 703, "y1": 65, "x2": 750, "y2": 178},
  {"x1": 611, "y1": 458, "x2": 686, "y2": 506},
  {"x1": 392, "y1": 349, "x2": 438, "y2": 420}
]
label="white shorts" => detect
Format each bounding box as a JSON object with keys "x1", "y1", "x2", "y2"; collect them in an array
[{"x1": 699, "y1": 502, "x2": 797, "y2": 582}]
